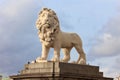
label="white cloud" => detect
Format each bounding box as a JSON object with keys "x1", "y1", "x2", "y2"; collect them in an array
[
  {"x1": 89, "y1": 14, "x2": 120, "y2": 57},
  {"x1": 88, "y1": 56, "x2": 120, "y2": 78},
  {"x1": 0, "y1": 0, "x2": 35, "y2": 17},
  {"x1": 0, "y1": 0, "x2": 42, "y2": 76},
  {"x1": 88, "y1": 14, "x2": 120, "y2": 78},
  {"x1": 90, "y1": 33, "x2": 120, "y2": 57}
]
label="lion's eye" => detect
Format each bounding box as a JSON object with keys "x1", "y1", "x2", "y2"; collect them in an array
[
  {"x1": 47, "y1": 26, "x2": 50, "y2": 29},
  {"x1": 54, "y1": 29, "x2": 56, "y2": 32}
]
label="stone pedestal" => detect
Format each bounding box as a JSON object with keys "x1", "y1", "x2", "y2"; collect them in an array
[{"x1": 10, "y1": 61, "x2": 113, "y2": 80}]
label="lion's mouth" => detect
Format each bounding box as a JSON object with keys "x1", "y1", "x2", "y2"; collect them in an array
[
  {"x1": 42, "y1": 22, "x2": 50, "y2": 27},
  {"x1": 45, "y1": 36, "x2": 54, "y2": 42}
]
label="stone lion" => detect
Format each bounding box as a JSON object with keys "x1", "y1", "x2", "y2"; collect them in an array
[{"x1": 35, "y1": 8, "x2": 86, "y2": 64}]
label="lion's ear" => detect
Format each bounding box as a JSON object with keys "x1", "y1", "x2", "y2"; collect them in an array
[
  {"x1": 49, "y1": 9, "x2": 56, "y2": 15},
  {"x1": 42, "y1": 8, "x2": 45, "y2": 11},
  {"x1": 39, "y1": 8, "x2": 48, "y2": 15},
  {"x1": 39, "y1": 11, "x2": 42, "y2": 15},
  {"x1": 42, "y1": 8, "x2": 47, "y2": 11}
]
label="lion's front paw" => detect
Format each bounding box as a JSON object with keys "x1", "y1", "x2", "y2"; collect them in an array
[
  {"x1": 60, "y1": 59, "x2": 69, "y2": 63},
  {"x1": 78, "y1": 58, "x2": 86, "y2": 65},
  {"x1": 37, "y1": 57, "x2": 46, "y2": 60},
  {"x1": 51, "y1": 57, "x2": 59, "y2": 62},
  {"x1": 35, "y1": 57, "x2": 47, "y2": 63},
  {"x1": 61, "y1": 57, "x2": 70, "y2": 63}
]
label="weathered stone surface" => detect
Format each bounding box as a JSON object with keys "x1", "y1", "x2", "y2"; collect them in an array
[
  {"x1": 35, "y1": 8, "x2": 86, "y2": 64},
  {"x1": 10, "y1": 62, "x2": 113, "y2": 80}
]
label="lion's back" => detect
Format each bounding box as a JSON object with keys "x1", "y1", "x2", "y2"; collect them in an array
[{"x1": 60, "y1": 32, "x2": 82, "y2": 48}]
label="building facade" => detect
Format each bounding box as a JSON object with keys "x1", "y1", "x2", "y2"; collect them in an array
[{"x1": 0, "y1": 75, "x2": 2, "y2": 80}]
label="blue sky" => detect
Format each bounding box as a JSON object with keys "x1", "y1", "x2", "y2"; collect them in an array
[{"x1": 0, "y1": 0, "x2": 120, "y2": 78}]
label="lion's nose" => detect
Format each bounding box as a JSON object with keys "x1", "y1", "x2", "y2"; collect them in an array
[
  {"x1": 50, "y1": 30, "x2": 54, "y2": 35},
  {"x1": 52, "y1": 29, "x2": 55, "y2": 33},
  {"x1": 51, "y1": 29, "x2": 56, "y2": 34},
  {"x1": 50, "y1": 32, "x2": 54, "y2": 35}
]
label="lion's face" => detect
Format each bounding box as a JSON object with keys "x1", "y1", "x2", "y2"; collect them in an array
[{"x1": 36, "y1": 8, "x2": 60, "y2": 44}]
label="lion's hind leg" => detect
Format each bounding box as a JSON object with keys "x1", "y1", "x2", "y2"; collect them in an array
[
  {"x1": 74, "y1": 44, "x2": 86, "y2": 64},
  {"x1": 61, "y1": 48, "x2": 72, "y2": 62}
]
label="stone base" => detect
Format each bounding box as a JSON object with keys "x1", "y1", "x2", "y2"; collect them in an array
[{"x1": 10, "y1": 61, "x2": 113, "y2": 80}]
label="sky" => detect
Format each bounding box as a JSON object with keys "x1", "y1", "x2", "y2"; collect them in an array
[{"x1": 0, "y1": 0, "x2": 120, "y2": 78}]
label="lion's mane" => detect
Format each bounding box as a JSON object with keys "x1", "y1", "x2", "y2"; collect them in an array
[{"x1": 36, "y1": 8, "x2": 60, "y2": 45}]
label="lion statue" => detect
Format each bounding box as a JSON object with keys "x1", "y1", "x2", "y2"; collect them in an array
[{"x1": 35, "y1": 8, "x2": 86, "y2": 64}]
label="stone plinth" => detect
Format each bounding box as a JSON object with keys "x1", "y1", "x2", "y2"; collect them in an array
[{"x1": 10, "y1": 61, "x2": 113, "y2": 80}]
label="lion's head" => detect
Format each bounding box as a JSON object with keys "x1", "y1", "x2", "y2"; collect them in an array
[{"x1": 36, "y1": 8, "x2": 60, "y2": 45}]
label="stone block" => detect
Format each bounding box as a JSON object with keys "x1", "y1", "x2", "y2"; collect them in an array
[{"x1": 10, "y1": 62, "x2": 113, "y2": 80}]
